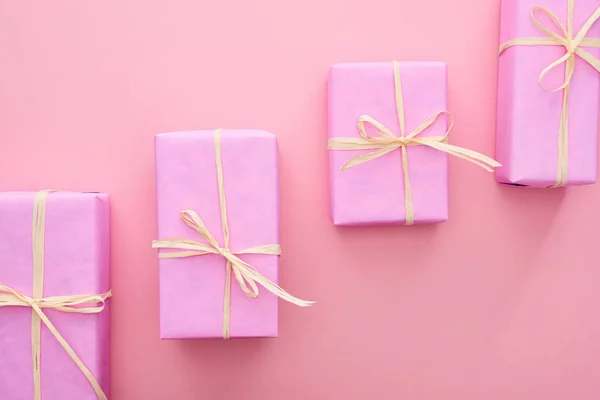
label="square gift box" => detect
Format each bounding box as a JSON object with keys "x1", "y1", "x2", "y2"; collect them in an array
[{"x1": 328, "y1": 61, "x2": 499, "y2": 226}]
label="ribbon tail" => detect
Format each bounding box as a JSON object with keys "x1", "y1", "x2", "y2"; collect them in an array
[
  {"x1": 340, "y1": 143, "x2": 400, "y2": 170},
  {"x1": 424, "y1": 141, "x2": 501, "y2": 171},
  {"x1": 227, "y1": 255, "x2": 314, "y2": 307},
  {"x1": 581, "y1": 38, "x2": 600, "y2": 48},
  {"x1": 235, "y1": 244, "x2": 281, "y2": 255},
  {"x1": 31, "y1": 304, "x2": 108, "y2": 400},
  {"x1": 576, "y1": 48, "x2": 600, "y2": 74},
  {"x1": 231, "y1": 261, "x2": 261, "y2": 298},
  {"x1": 573, "y1": 6, "x2": 600, "y2": 44},
  {"x1": 249, "y1": 269, "x2": 315, "y2": 307}
]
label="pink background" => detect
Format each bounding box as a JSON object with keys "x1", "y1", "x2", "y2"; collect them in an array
[{"x1": 0, "y1": 0, "x2": 598, "y2": 399}]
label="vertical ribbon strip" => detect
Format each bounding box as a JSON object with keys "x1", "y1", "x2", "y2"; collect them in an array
[
  {"x1": 328, "y1": 61, "x2": 500, "y2": 225},
  {"x1": 0, "y1": 190, "x2": 111, "y2": 400},
  {"x1": 499, "y1": 1, "x2": 600, "y2": 187},
  {"x1": 152, "y1": 129, "x2": 314, "y2": 339}
]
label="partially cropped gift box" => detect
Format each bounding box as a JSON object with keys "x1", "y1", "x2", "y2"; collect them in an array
[
  {"x1": 154, "y1": 129, "x2": 312, "y2": 339},
  {"x1": 496, "y1": 0, "x2": 600, "y2": 187},
  {"x1": 328, "y1": 61, "x2": 499, "y2": 226},
  {"x1": 0, "y1": 191, "x2": 111, "y2": 400}
]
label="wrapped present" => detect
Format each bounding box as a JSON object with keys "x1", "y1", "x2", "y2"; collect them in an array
[
  {"x1": 0, "y1": 191, "x2": 111, "y2": 400},
  {"x1": 496, "y1": 0, "x2": 600, "y2": 187},
  {"x1": 328, "y1": 61, "x2": 500, "y2": 226},
  {"x1": 154, "y1": 129, "x2": 313, "y2": 339}
]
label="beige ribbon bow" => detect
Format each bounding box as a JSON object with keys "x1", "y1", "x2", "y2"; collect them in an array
[
  {"x1": 499, "y1": 1, "x2": 600, "y2": 187},
  {"x1": 0, "y1": 190, "x2": 111, "y2": 400},
  {"x1": 328, "y1": 61, "x2": 500, "y2": 225},
  {"x1": 152, "y1": 129, "x2": 314, "y2": 339}
]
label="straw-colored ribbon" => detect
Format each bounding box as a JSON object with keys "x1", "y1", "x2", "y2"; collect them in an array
[
  {"x1": 328, "y1": 61, "x2": 500, "y2": 225},
  {"x1": 499, "y1": 1, "x2": 600, "y2": 187},
  {"x1": 0, "y1": 190, "x2": 111, "y2": 400},
  {"x1": 152, "y1": 129, "x2": 314, "y2": 339}
]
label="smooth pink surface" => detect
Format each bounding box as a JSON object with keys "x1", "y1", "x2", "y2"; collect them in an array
[
  {"x1": 496, "y1": 0, "x2": 600, "y2": 186},
  {"x1": 0, "y1": 192, "x2": 110, "y2": 399},
  {"x1": 329, "y1": 62, "x2": 449, "y2": 225},
  {"x1": 0, "y1": 1, "x2": 599, "y2": 399},
  {"x1": 155, "y1": 130, "x2": 279, "y2": 338}
]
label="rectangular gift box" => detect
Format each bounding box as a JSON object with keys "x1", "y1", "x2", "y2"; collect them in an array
[
  {"x1": 328, "y1": 62, "x2": 449, "y2": 225},
  {"x1": 496, "y1": 0, "x2": 600, "y2": 187},
  {"x1": 155, "y1": 130, "x2": 279, "y2": 339},
  {"x1": 0, "y1": 192, "x2": 110, "y2": 400}
]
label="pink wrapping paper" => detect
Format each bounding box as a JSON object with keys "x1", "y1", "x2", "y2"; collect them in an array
[
  {"x1": 155, "y1": 130, "x2": 279, "y2": 339},
  {"x1": 496, "y1": 0, "x2": 600, "y2": 187},
  {"x1": 328, "y1": 62, "x2": 449, "y2": 226},
  {"x1": 0, "y1": 192, "x2": 110, "y2": 400}
]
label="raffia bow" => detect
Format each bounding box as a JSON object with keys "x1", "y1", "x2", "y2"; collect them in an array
[
  {"x1": 499, "y1": 1, "x2": 600, "y2": 187},
  {"x1": 152, "y1": 129, "x2": 314, "y2": 339},
  {"x1": 328, "y1": 61, "x2": 500, "y2": 225},
  {"x1": 0, "y1": 190, "x2": 111, "y2": 400}
]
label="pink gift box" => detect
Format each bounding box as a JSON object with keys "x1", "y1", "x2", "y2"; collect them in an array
[
  {"x1": 496, "y1": 0, "x2": 600, "y2": 187},
  {"x1": 0, "y1": 192, "x2": 110, "y2": 400},
  {"x1": 328, "y1": 62, "x2": 449, "y2": 226},
  {"x1": 155, "y1": 130, "x2": 280, "y2": 339}
]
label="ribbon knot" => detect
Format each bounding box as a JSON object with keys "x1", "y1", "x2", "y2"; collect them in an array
[
  {"x1": 215, "y1": 246, "x2": 229, "y2": 257},
  {"x1": 328, "y1": 61, "x2": 500, "y2": 225},
  {"x1": 565, "y1": 38, "x2": 579, "y2": 53},
  {"x1": 355, "y1": 112, "x2": 452, "y2": 155},
  {"x1": 499, "y1": 2, "x2": 600, "y2": 186},
  {"x1": 24, "y1": 295, "x2": 37, "y2": 307}
]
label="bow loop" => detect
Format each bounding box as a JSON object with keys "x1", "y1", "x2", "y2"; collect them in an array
[
  {"x1": 527, "y1": 5, "x2": 600, "y2": 92},
  {"x1": 180, "y1": 210, "x2": 222, "y2": 250},
  {"x1": 531, "y1": 6, "x2": 570, "y2": 44},
  {"x1": 0, "y1": 283, "x2": 33, "y2": 306},
  {"x1": 357, "y1": 115, "x2": 398, "y2": 140},
  {"x1": 227, "y1": 256, "x2": 261, "y2": 298},
  {"x1": 0, "y1": 284, "x2": 111, "y2": 314},
  {"x1": 406, "y1": 111, "x2": 454, "y2": 141},
  {"x1": 538, "y1": 52, "x2": 576, "y2": 92}
]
